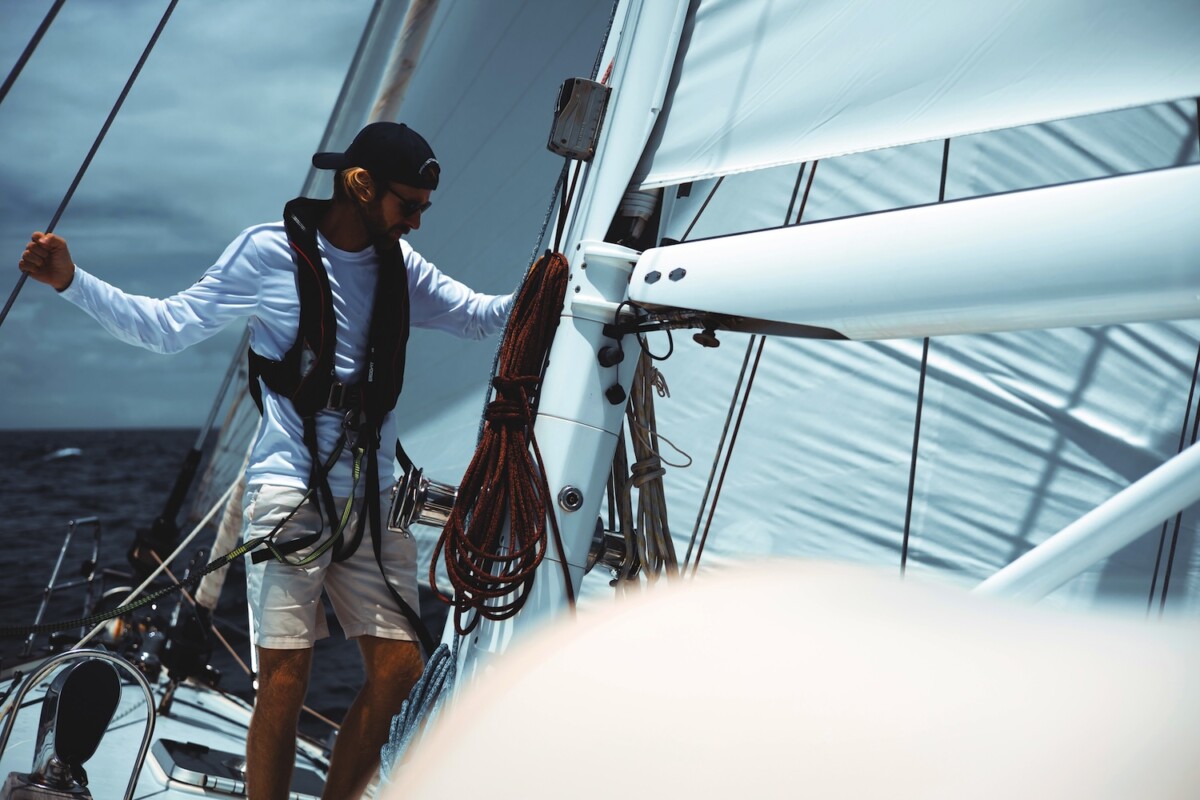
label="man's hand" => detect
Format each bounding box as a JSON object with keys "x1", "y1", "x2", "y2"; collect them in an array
[{"x1": 19, "y1": 232, "x2": 75, "y2": 291}]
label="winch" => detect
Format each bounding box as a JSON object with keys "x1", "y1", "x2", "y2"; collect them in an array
[{"x1": 387, "y1": 463, "x2": 458, "y2": 535}]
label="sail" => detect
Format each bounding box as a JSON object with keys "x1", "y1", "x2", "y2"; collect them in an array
[
  {"x1": 374, "y1": 0, "x2": 1200, "y2": 620},
  {"x1": 359, "y1": 0, "x2": 1200, "y2": 779},
  {"x1": 636, "y1": 0, "x2": 1200, "y2": 187},
  {"x1": 623, "y1": 107, "x2": 1200, "y2": 612}
]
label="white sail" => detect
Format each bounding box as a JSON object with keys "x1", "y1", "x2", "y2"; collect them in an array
[
  {"x1": 636, "y1": 0, "x2": 1200, "y2": 187},
  {"x1": 381, "y1": 2, "x2": 1200, "y2": 779},
  {"x1": 388, "y1": 1, "x2": 1195, "y2": 618},
  {"x1": 374, "y1": 22, "x2": 1200, "y2": 705}
]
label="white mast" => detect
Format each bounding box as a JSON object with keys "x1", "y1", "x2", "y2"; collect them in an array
[{"x1": 448, "y1": 0, "x2": 692, "y2": 678}]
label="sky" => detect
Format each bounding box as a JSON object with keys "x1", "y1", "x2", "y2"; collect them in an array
[{"x1": 0, "y1": 0, "x2": 375, "y2": 429}]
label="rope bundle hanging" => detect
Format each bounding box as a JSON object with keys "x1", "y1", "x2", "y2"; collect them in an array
[
  {"x1": 612, "y1": 352, "x2": 688, "y2": 584},
  {"x1": 430, "y1": 250, "x2": 573, "y2": 635}
]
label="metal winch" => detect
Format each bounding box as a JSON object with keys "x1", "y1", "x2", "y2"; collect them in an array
[{"x1": 387, "y1": 463, "x2": 459, "y2": 535}]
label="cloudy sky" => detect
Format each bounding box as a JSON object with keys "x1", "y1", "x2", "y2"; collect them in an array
[{"x1": 0, "y1": 0, "x2": 375, "y2": 429}]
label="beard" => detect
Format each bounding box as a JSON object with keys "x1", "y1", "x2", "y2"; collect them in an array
[{"x1": 357, "y1": 199, "x2": 404, "y2": 252}]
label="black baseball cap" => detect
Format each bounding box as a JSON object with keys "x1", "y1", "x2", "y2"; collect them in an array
[{"x1": 312, "y1": 122, "x2": 440, "y2": 189}]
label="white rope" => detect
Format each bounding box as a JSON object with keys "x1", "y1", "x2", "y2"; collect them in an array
[{"x1": 73, "y1": 479, "x2": 239, "y2": 650}]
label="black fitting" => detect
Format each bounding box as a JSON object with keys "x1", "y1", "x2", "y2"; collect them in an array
[
  {"x1": 693, "y1": 327, "x2": 720, "y2": 348},
  {"x1": 598, "y1": 345, "x2": 624, "y2": 367}
]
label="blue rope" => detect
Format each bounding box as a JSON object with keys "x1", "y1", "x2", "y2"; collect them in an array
[{"x1": 379, "y1": 636, "x2": 460, "y2": 781}]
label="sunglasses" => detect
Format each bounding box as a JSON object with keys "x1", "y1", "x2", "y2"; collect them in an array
[{"x1": 385, "y1": 185, "x2": 432, "y2": 217}]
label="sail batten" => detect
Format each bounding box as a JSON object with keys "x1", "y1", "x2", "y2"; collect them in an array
[{"x1": 636, "y1": 0, "x2": 1200, "y2": 188}]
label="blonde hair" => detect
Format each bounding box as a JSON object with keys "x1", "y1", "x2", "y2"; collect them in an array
[{"x1": 336, "y1": 167, "x2": 375, "y2": 202}]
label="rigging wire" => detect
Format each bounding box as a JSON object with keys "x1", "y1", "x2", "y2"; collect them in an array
[
  {"x1": 1146, "y1": 344, "x2": 1200, "y2": 612},
  {"x1": 683, "y1": 159, "x2": 818, "y2": 574},
  {"x1": 783, "y1": 162, "x2": 807, "y2": 224},
  {"x1": 794, "y1": 159, "x2": 819, "y2": 225},
  {"x1": 690, "y1": 336, "x2": 767, "y2": 576},
  {"x1": 682, "y1": 338, "x2": 756, "y2": 571},
  {"x1": 0, "y1": 0, "x2": 180, "y2": 332},
  {"x1": 1151, "y1": 343, "x2": 1200, "y2": 615},
  {"x1": 900, "y1": 138, "x2": 950, "y2": 575},
  {"x1": 591, "y1": 0, "x2": 621, "y2": 81},
  {"x1": 678, "y1": 176, "x2": 724, "y2": 242},
  {"x1": 0, "y1": 0, "x2": 66, "y2": 106},
  {"x1": 1150, "y1": 99, "x2": 1200, "y2": 614}
]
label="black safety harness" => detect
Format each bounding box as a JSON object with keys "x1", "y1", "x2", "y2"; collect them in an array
[{"x1": 246, "y1": 196, "x2": 434, "y2": 654}]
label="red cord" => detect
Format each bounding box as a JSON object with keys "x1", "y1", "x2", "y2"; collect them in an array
[{"x1": 430, "y1": 251, "x2": 574, "y2": 635}]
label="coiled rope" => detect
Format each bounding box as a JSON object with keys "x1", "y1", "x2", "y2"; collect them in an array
[
  {"x1": 614, "y1": 352, "x2": 689, "y2": 583},
  {"x1": 379, "y1": 639, "x2": 457, "y2": 780},
  {"x1": 429, "y1": 250, "x2": 573, "y2": 635}
]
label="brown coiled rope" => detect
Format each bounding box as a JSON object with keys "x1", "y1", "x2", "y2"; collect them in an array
[{"x1": 430, "y1": 250, "x2": 575, "y2": 635}]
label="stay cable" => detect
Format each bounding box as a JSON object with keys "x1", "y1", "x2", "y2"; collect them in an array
[{"x1": 0, "y1": 0, "x2": 179, "y2": 331}]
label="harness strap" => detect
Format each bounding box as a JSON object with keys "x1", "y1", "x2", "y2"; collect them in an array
[
  {"x1": 367, "y1": 438, "x2": 437, "y2": 656},
  {"x1": 249, "y1": 425, "x2": 360, "y2": 566},
  {"x1": 306, "y1": 415, "x2": 339, "y2": 537}
]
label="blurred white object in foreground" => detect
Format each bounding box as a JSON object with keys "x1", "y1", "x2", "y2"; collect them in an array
[{"x1": 392, "y1": 562, "x2": 1200, "y2": 799}]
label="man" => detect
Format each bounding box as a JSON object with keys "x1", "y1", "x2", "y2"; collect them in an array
[{"x1": 18, "y1": 122, "x2": 512, "y2": 799}]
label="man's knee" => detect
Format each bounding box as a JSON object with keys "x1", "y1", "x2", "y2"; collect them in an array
[
  {"x1": 359, "y1": 637, "x2": 423, "y2": 691},
  {"x1": 255, "y1": 646, "x2": 313, "y2": 705}
]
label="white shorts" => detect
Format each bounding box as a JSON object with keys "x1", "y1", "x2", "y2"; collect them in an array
[{"x1": 242, "y1": 483, "x2": 421, "y2": 649}]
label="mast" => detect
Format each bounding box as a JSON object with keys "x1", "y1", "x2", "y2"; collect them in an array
[{"x1": 448, "y1": 0, "x2": 692, "y2": 681}]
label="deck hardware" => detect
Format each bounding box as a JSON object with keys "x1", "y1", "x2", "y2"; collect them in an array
[
  {"x1": 598, "y1": 346, "x2": 624, "y2": 367},
  {"x1": 605, "y1": 384, "x2": 627, "y2": 405},
  {"x1": 693, "y1": 327, "x2": 720, "y2": 348},
  {"x1": 669, "y1": 268, "x2": 686, "y2": 281},
  {"x1": 644, "y1": 271, "x2": 661, "y2": 284},
  {"x1": 558, "y1": 486, "x2": 584, "y2": 512},
  {"x1": 585, "y1": 518, "x2": 641, "y2": 579},
  {"x1": 388, "y1": 465, "x2": 459, "y2": 535},
  {"x1": 0, "y1": 649, "x2": 157, "y2": 800}
]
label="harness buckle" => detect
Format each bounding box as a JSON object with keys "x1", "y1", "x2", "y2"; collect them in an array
[
  {"x1": 326, "y1": 381, "x2": 354, "y2": 410},
  {"x1": 342, "y1": 409, "x2": 364, "y2": 449}
]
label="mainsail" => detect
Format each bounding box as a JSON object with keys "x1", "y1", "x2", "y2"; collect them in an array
[
  {"x1": 377, "y1": 0, "x2": 1200, "y2": 786},
  {"x1": 342, "y1": 0, "x2": 1199, "y2": 633},
  {"x1": 616, "y1": 0, "x2": 1200, "y2": 613}
]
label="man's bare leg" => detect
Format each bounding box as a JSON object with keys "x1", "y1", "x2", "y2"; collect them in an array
[
  {"x1": 322, "y1": 636, "x2": 423, "y2": 799},
  {"x1": 247, "y1": 646, "x2": 313, "y2": 800}
]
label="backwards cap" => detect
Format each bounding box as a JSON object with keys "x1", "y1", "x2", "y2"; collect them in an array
[{"x1": 312, "y1": 122, "x2": 440, "y2": 190}]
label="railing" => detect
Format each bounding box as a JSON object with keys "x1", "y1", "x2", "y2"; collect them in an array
[{"x1": 0, "y1": 649, "x2": 156, "y2": 800}]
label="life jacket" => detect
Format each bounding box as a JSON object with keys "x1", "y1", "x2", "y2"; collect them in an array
[{"x1": 247, "y1": 196, "x2": 410, "y2": 427}]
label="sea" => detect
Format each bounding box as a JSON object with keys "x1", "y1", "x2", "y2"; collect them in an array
[{"x1": 0, "y1": 427, "x2": 435, "y2": 740}]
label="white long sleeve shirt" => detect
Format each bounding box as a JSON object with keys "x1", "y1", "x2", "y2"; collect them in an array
[{"x1": 61, "y1": 222, "x2": 512, "y2": 495}]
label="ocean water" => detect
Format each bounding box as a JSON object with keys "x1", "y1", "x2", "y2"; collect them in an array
[{"x1": 0, "y1": 427, "x2": 381, "y2": 739}]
